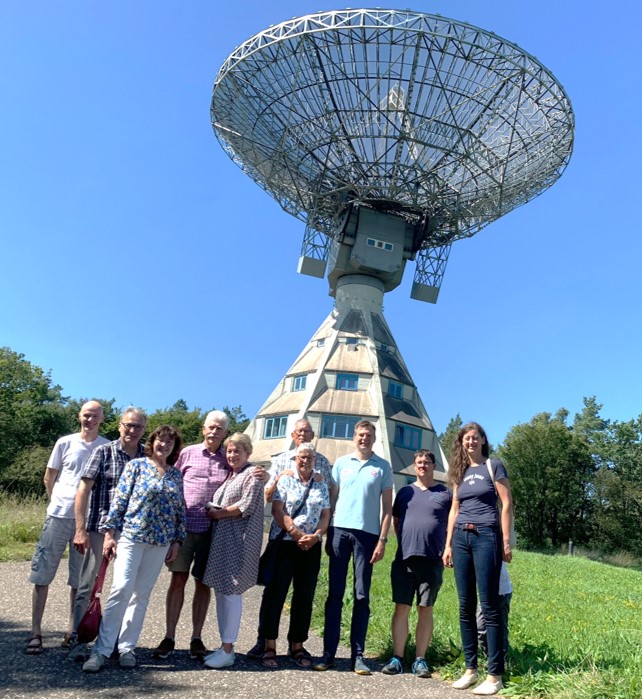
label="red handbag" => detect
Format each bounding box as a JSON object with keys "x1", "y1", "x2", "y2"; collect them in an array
[{"x1": 77, "y1": 557, "x2": 109, "y2": 643}]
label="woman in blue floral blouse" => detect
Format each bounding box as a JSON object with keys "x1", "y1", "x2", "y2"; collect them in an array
[
  {"x1": 260, "y1": 442, "x2": 331, "y2": 669},
  {"x1": 82, "y1": 425, "x2": 186, "y2": 673}
]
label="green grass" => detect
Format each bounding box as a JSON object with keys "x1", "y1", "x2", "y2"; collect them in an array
[
  {"x1": 0, "y1": 493, "x2": 47, "y2": 561},
  {"x1": 311, "y1": 541, "x2": 642, "y2": 699}
]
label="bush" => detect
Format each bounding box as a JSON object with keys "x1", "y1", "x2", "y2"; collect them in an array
[{"x1": 0, "y1": 445, "x2": 49, "y2": 497}]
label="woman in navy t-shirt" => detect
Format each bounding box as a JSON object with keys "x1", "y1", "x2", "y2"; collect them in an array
[{"x1": 442, "y1": 422, "x2": 513, "y2": 696}]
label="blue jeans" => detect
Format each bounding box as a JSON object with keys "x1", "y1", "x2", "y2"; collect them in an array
[
  {"x1": 452, "y1": 525, "x2": 504, "y2": 676},
  {"x1": 323, "y1": 526, "x2": 378, "y2": 659}
]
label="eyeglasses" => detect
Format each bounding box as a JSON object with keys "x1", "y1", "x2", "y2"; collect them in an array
[{"x1": 121, "y1": 422, "x2": 145, "y2": 431}]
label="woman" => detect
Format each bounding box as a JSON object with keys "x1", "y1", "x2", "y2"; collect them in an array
[
  {"x1": 82, "y1": 425, "x2": 186, "y2": 673},
  {"x1": 261, "y1": 443, "x2": 331, "y2": 668},
  {"x1": 201, "y1": 433, "x2": 264, "y2": 669},
  {"x1": 442, "y1": 422, "x2": 513, "y2": 696}
]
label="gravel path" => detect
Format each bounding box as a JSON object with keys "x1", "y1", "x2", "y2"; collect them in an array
[{"x1": 1, "y1": 560, "x2": 467, "y2": 699}]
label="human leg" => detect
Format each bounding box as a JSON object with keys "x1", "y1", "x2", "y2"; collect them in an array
[
  {"x1": 322, "y1": 527, "x2": 351, "y2": 658},
  {"x1": 118, "y1": 542, "x2": 168, "y2": 654},
  {"x1": 73, "y1": 532, "x2": 105, "y2": 631},
  {"x1": 472, "y1": 527, "x2": 503, "y2": 678},
  {"x1": 349, "y1": 529, "x2": 377, "y2": 659},
  {"x1": 452, "y1": 528, "x2": 479, "y2": 672},
  {"x1": 288, "y1": 542, "x2": 321, "y2": 646},
  {"x1": 262, "y1": 541, "x2": 296, "y2": 641},
  {"x1": 164, "y1": 571, "x2": 189, "y2": 639}
]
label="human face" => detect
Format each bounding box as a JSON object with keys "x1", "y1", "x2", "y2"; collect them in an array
[
  {"x1": 295, "y1": 450, "x2": 315, "y2": 479},
  {"x1": 292, "y1": 421, "x2": 314, "y2": 446},
  {"x1": 462, "y1": 429, "x2": 485, "y2": 463},
  {"x1": 119, "y1": 413, "x2": 146, "y2": 447},
  {"x1": 153, "y1": 433, "x2": 175, "y2": 463},
  {"x1": 203, "y1": 419, "x2": 227, "y2": 452},
  {"x1": 414, "y1": 453, "x2": 435, "y2": 480},
  {"x1": 78, "y1": 402, "x2": 104, "y2": 434},
  {"x1": 354, "y1": 426, "x2": 375, "y2": 456},
  {"x1": 226, "y1": 442, "x2": 249, "y2": 471}
]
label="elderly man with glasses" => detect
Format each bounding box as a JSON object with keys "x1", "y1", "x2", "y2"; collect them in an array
[{"x1": 67, "y1": 407, "x2": 148, "y2": 661}]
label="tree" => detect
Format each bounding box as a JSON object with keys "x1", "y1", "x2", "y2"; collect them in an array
[
  {"x1": 497, "y1": 411, "x2": 594, "y2": 549},
  {"x1": 439, "y1": 414, "x2": 463, "y2": 463},
  {"x1": 147, "y1": 400, "x2": 205, "y2": 446},
  {"x1": 0, "y1": 347, "x2": 68, "y2": 474}
]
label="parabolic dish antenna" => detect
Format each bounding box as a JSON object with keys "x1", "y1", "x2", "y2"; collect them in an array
[{"x1": 210, "y1": 9, "x2": 574, "y2": 472}]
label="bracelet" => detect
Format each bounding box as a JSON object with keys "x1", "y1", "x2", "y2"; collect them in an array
[{"x1": 287, "y1": 525, "x2": 296, "y2": 533}]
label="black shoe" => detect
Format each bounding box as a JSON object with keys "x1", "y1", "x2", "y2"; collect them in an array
[
  {"x1": 313, "y1": 653, "x2": 335, "y2": 671},
  {"x1": 246, "y1": 638, "x2": 265, "y2": 659},
  {"x1": 189, "y1": 638, "x2": 208, "y2": 660},
  {"x1": 152, "y1": 637, "x2": 175, "y2": 659}
]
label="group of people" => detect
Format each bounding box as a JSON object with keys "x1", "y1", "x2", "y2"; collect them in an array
[{"x1": 26, "y1": 404, "x2": 513, "y2": 696}]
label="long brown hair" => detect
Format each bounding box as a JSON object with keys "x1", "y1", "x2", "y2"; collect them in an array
[{"x1": 447, "y1": 421, "x2": 489, "y2": 486}]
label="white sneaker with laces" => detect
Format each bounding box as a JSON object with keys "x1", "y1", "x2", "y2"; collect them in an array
[{"x1": 204, "y1": 646, "x2": 235, "y2": 669}]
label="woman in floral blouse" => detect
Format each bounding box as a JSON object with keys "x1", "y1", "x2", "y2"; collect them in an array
[
  {"x1": 82, "y1": 425, "x2": 186, "y2": 673},
  {"x1": 261, "y1": 442, "x2": 331, "y2": 669}
]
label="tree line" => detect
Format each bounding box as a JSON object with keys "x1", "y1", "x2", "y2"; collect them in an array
[
  {"x1": 440, "y1": 399, "x2": 642, "y2": 558},
  {"x1": 0, "y1": 347, "x2": 248, "y2": 496},
  {"x1": 2, "y1": 346, "x2": 640, "y2": 557}
]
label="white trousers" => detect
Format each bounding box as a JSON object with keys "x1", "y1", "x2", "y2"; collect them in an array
[
  {"x1": 94, "y1": 535, "x2": 168, "y2": 656},
  {"x1": 215, "y1": 591, "x2": 242, "y2": 644}
]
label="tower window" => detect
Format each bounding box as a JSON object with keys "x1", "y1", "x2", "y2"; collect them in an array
[
  {"x1": 388, "y1": 381, "x2": 403, "y2": 399},
  {"x1": 292, "y1": 375, "x2": 307, "y2": 392},
  {"x1": 264, "y1": 416, "x2": 288, "y2": 439},
  {"x1": 336, "y1": 373, "x2": 359, "y2": 391},
  {"x1": 321, "y1": 415, "x2": 360, "y2": 439},
  {"x1": 394, "y1": 424, "x2": 421, "y2": 450}
]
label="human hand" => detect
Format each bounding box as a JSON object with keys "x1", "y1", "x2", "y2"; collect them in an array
[
  {"x1": 252, "y1": 466, "x2": 269, "y2": 484},
  {"x1": 165, "y1": 542, "x2": 181, "y2": 563},
  {"x1": 502, "y1": 542, "x2": 512, "y2": 563},
  {"x1": 297, "y1": 534, "x2": 318, "y2": 551},
  {"x1": 102, "y1": 535, "x2": 117, "y2": 560},
  {"x1": 442, "y1": 547, "x2": 453, "y2": 568},
  {"x1": 370, "y1": 540, "x2": 386, "y2": 564},
  {"x1": 73, "y1": 530, "x2": 89, "y2": 555}
]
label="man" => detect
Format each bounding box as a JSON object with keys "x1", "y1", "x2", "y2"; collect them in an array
[
  {"x1": 247, "y1": 416, "x2": 335, "y2": 659},
  {"x1": 314, "y1": 420, "x2": 393, "y2": 675},
  {"x1": 381, "y1": 449, "x2": 451, "y2": 678},
  {"x1": 68, "y1": 406, "x2": 147, "y2": 662},
  {"x1": 25, "y1": 401, "x2": 107, "y2": 655},
  {"x1": 152, "y1": 410, "x2": 230, "y2": 661}
]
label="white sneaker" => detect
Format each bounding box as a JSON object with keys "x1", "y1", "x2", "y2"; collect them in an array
[
  {"x1": 472, "y1": 678, "x2": 503, "y2": 695},
  {"x1": 452, "y1": 670, "x2": 479, "y2": 689},
  {"x1": 119, "y1": 650, "x2": 137, "y2": 668},
  {"x1": 204, "y1": 646, "x2": 235, "y2": 669},
  {"x1": 82, "y1": 653, "x2": 106, "y2": 673}
]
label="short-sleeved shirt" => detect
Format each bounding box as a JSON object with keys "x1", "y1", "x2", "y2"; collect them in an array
[
  {"x1": 455, "y1": 458, "x2": 508, "y2": 527},
  {"x1": 82, "y1": 439, "x2": 145, "y2": 533},
  {"x1": 176, "y1": 443, "x2": 229, "y2": 533},
  {"x1": 269, "y1": 474, "x2": 330, "y2": 541},
  {"x1": 268, "y1": 449, "x2": 333, "y2": 488},
  {"x1": 393, "y1": 482, "x2": 452, "y2": 560},
  {"x1": 332, "y1": 452, "x2": 393, "y2": 536},
  {"x1": 103, "y1": 457, "x2": 186, "y2": 546},
  {"x1": 46, "y1": 433, "x2": 109, "y2": 518}
]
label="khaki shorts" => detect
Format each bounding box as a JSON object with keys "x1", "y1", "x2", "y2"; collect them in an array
[
  {"x1": 166, "y1": 531, "x2": 211, "y2": 574},
  {"x1": 29, "y1": 515, "x2": 83, "y2": 586}
]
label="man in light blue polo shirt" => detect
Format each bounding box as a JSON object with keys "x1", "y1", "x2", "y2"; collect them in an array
[{"x1": 313, "y1": 420, "x2": 393, "y2": 675}]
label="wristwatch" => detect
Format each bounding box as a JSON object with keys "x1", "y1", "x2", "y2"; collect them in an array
[
  {"x1": 379, "y1": 536, "x2": 388, "y2": 544},
  {"x1": 316, "y1": 532, "x2": 323, "y2": 542}
]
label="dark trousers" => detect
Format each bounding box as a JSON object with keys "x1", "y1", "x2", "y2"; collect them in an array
[
  {"x1": 323, "y1": 526, "x2": 378, "y2": 659},
  {"x1": 477, "y1": 592, "x2": 512, "y2": 663},
  {"x1": 261, "y1": 540, "x2": 321, "y2": 643},
  {"x1": 452, "y1": 525, "x2": 504, "y2": 676}
]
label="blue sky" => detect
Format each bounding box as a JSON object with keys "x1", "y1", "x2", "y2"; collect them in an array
[{"x1": 1, "y1": 1, "x2": 640, "y2": 446}]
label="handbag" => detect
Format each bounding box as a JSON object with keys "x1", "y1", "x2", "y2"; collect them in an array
[
  {"x1": 257, "y1": 479, "x2": 314, "y2": 586},
  {"x1": 486, "y1": 458, "x2": 517, "y2": 548},
  {"x1": 76, "y1": 556, "x2": 110, "y2": 643}
]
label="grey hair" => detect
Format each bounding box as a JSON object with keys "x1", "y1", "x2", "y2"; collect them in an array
[
  {"x1": 295, "y1": 442, "x2": 316, "y2": 456},
  {"x1": 204, "y1": 410, "x2": 229, "y2": 429},
  {"x1": 121, "y1": 406, "x2": 147, "y2": 422}
]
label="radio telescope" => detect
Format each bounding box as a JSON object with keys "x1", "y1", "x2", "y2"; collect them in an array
[{"x1": 211, "y1": 9, "x2": 574, "y2": 477}]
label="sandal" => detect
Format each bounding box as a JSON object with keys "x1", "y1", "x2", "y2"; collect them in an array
[
  {"x1": 25, "y1": 635, "x2": 43, "y2": 655},
  {"x1": 261, "y1": 648, "x2": 278, "y2": 669},
  {"x1": 291, "y1": 647, "x2": 312, "y2": 668}
]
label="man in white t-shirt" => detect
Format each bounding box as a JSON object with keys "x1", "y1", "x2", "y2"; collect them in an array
[{"x1": 25, "y1": 401, "x2": 107, "y2": 655}]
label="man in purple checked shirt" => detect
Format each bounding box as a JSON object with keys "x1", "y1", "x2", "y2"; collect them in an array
[{"x1": 153, "y1": 410, "x2": 266, "y2": 660}]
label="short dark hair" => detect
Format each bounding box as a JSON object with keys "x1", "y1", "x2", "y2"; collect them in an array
[
  {"x1": 145, "y1": 425, "x2": 183, "y2": 466},
  {"x1": 414, "y1": 449, "x2": 435, "y2": 463}
]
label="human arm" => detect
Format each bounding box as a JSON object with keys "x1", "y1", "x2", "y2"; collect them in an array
[
  {"x1": 297, "y1": 507, "x2": 331, "y2": 550},
  {"x1": 496, "y1": 478, "x2": 513, "y2": 563},
  {"x1": 73, "y1": 477, "x2": 95, "y2": 553},
  {"x1": 252, "y1": 465, "x2": 269, "y2": 484},
  {"x1": 392, "y1": 516, "x2": 400, "y2": 537},
  {"x1": 370, "y1": 487, "x2": 393, "y2": 564},
  {"x1": 442, "y1": 485, "x2": 459, "y2": 568},
  {"x1": 102, "y1": 528, "x2": 118, "y2": 559},
  {"x1": 43, "y1": 467, "x2": 59, "y2": 500},
  {"x1": 264, "y1": 469, "x2": 294, "y2": 503}
]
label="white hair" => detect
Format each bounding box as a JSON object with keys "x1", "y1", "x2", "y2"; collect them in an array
[{"x1": 204, "y1": 410, "x2": 229, "y2": 429}]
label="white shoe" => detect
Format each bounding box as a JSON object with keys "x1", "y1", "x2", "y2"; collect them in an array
[
  {"x1": 472, "y1": 678, "x2": 503, "y2": 695},
  {"x1": 204, "y1": 646, "x2": 235, "y2": 669},
  {"x1": 452, "y1": 671, "x2": 478, "y2": 689},
  {"x1": 82, "y1": 653, "x2": 106, "y2": 673},
  {"x1": 119, "y1": 650, "x2": 137, "y2": 668}
]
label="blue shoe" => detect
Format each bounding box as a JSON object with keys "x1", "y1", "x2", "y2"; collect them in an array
[
  {"x1": 353, "y1": 655, "x2": 372, "y2": 675},
  {"x1": 382, "y1": 656, "x2": 404, "y2": 675},
  {"x1": 411, "y1": 657, "x2": 431, "y2": 678}
]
